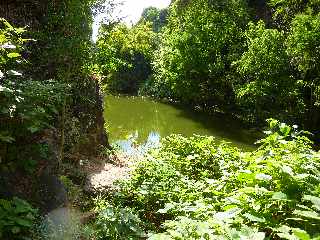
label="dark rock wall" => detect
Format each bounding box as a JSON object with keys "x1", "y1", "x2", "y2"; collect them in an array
[
  {"x1": 248, "y1": 0, "x2": 272, "y2": 24},
  {"x1": 0, "y1": 0, "x2": 110, "y2": 211},
  {"x1": 0, "y1": 0, "x2": 109, "y2": 152},
  {"x1": 0, "y1": 0, "x2": 47, "y2": 28}
]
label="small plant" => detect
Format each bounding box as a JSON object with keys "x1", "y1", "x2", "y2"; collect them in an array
[
  {"x1": 0, "y1": 197, "x2": 38, "y2": 240},
  {"x1": 89, "y1": 197, "x2": 146, "y2": 240}
]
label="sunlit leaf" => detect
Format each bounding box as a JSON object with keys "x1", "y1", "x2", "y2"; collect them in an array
[
  {"x1": 7, "y1": 52, "x2": 20, "y2": 58},
  {"x1": 215, "y1": 207, "x2": 241, "y2": 220},
  {"x1": 282, "y1": 165, "x2": 294, "y2": 176},
  {"x1": 7, "y1": 70, "x2": 22, "y2": 76},
  {"x1": 292, "y1": 229, "x2": 311, "y2": 240},
  {"x1": 272, "y1": 192, "x2": 288, "y2": 200},
  {"x1": 256, "y1": 173, "x2": 272, "y2": 181},
  {"x1": 243, "y1": 213, "x2": 266, "y2": 222},
  {"x1": 303, "y1": 195, "x2": 320, "y2": 211},
  {"x1": 293, "y1": 210, "x2": 320, "y2": 220}
]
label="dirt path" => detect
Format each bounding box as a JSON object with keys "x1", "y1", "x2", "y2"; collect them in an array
[{"x1": 84, "y1": 153, "x2": 138, "y2": 192}]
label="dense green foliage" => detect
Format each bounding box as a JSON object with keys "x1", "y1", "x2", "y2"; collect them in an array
[
  {"x1": 96, "y1": 22, "x2": 156, "y2": 93},
  {"x1": 90, "y1": 120, "x2": 320, "y2": 239},
  {"x1": 140, "y1": 7, "x2": 168, "y2": 33},
  {"x1": 91, "y1": 199, "x2": 146, "y2": 239},
  {"x1": 0, "y1": 197, "x2": 38, "y2": 239},
  {"x1": 31, "y1": 0, "x2": 109, "y2": 152},
  {"x1": 1, "y1": 0, "x2": 110, "y2": 173},
  {"x1": 0, "y1": 0, "x2": 110, "y2": 173},
  {"x1": 0, "y1": 19, "x2": 66, "y2": 172},
  {"x1": 235, "y1": 9, "x2": 320, "y2": 126},
  {"x1": 92, "y1": 3, "x2": 320, "y2": 236},
  {"x1": 96, "y1": 5, "x2": 169, "y2": 94},
  {"x1": 148, "y1": 0, "x2": 248, "y2": 107},
  {"x1": 268, "y1": 0, "x2": 320, "y2": 29},
  {"x1": 234, "y1": 20, "x2": 302, "y2": 123},
  {"x1": 2, "y1": 0, "x2": 320, "y2": 239}
]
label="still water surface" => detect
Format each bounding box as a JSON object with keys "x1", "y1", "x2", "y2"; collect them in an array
[{"x1": 104, "y1": 95, "x2": 257, "y2": 151}]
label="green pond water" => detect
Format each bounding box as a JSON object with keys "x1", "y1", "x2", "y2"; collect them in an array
[{"x1": 104, "y1": 95, "x2": 257, "y2": 152}]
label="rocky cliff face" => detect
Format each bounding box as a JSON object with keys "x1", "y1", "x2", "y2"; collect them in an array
[
  {"x1": 1, "y1": 0, "x2": 109, "y2": 151},
  {"x1": 0, "y1": 0, "x2": 109, "y2": 212},
  {"x1": 0, "y1": 0, "x2": 47, "y2": 28}
]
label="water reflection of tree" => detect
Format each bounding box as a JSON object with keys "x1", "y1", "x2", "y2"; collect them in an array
[{"x1": 105, "y1": 95, "x2": 257, "y2": 151}]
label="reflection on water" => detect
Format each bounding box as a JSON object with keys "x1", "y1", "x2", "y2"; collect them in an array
[
  {"x1": 114, "y1": 131, "x2": 161, "y2": 155},
  {"x1": 105, "y1": 95, "x2": 257, "y2": 152}
]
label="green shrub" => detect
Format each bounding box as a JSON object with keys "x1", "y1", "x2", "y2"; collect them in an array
[
  {"x1": 0, "y1": 19, "x2": 67, "y2": 172},
  {"x1": 96, "y1": 22, "x2": 156, "y2": 94},
  {"x1": 151, "y1": 0, "x2": 248, "y2": 106},
  {"x1": 90, "y1": 198, "x2": 146, "y2": 240},
  {"x1": 0, "y1": 197, "x2": 38, "y2": 240}
]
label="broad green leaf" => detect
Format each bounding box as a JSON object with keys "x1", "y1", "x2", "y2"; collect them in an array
[
  {"x1": 7, "y1": 70, "x2": 22, "y2": 76},
  {"x1": 272, "y1": 192, "x2": 288, "y2": 200},
  {"x1": 243, "y1": 213, "x2": 266, "y2": 222},
  {"x1": 250, "y1": 232, "x2": 265, "y2": 240},
  {"x1": 15, "y1": 218, "x2": 32, "y2": 227},
  {"x1": 0, "y1": 133, "x2": 15, "y2": 143},
  {"x1": 275, "y1": 225, "x2": 296, "y2": 239},
  {"x1": 282, "y1": 165, "x2": 294, "y2": 176},
  {"x1": 293, "y1": 210, "x2": 320, "y2": 220},
  {"x1": 268, "y1": 119, "x2": 279, "y2": 129},
  {"x1": 27, "y1": 126, "x2": 40, "y2": 133},
  {"x1": 0, "y1": 43, "x2": 16, "y2": 49},
  {"x1": 186, "y1": 155, "x2": 196, "y2": 160},
  {"x1": 280, "y1": 123, "x2": 291, "y2": 136},
  {"x1": 214, "y1": 207, "x2": 241, "y2": 220},
  {"x1": 0, "y1": 85, "x2": 13, "y2": 93},
  {"x1": 295, "y1": 174, "x2": 310, "y2": 180},
  {"x1": 303, "y1": 195, "x2": 320, "y2": 211},
  {"x1": 1, "y1": 18, "x2": 14, "y2": 29},
  {"x1": 157, "y1": 203, "x2": 175, "y2": 214},
  {"x1": 277, "y1": 233, "x2": 296, "y2": 240},
  {"x1": 256, "y1": 173, "x2": 272, "y2": 181},
  {"x1": 292, "y1": 229, "x2": 311, "y2": 240}
]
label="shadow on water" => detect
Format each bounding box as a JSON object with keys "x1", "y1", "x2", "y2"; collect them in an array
[
  {"x1": 167, "y1": 103, "x2": 259, "y2": 148},
  {"x1": 104, "y1": 95, "x2": 259, "y2": 152}
]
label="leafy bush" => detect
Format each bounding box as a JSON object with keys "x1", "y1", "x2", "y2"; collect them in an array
[
  {"x1": 96, "y1": 22, "x2": 156, "y2": 93},
  {"x1": 105, "y1": 120, "x2": 320, "y2": 239},
  {"x1": 234, "y1": 20, "x2": 304, "y2": 123},
  {"x1": 268, "y1": 0, "x2": 320, "y2": 30},
  {"x1": 0, "y1": 197, "x2": 38, "y2": 240},
  {"x1": 89, "y1": 197, "x2": 146, "y2": 240},
  {"x1": 0, "y1": 19, "x2": 67, "y2": 172},
  {"x1": 286, "y1": 13, "x2": 320, "y2": 130},
  {"x1": 150, "y1": 0, "x2": 248, "y2": 106}
]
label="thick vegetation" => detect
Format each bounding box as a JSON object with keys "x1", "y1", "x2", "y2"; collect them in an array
[
  {"x1": 0, "y1": 197, "x2": 38, "y2": 239},
  {"x1": 88, "y1": 120, "x2": 320, "y2": 239},
  {"x1": 0, "y1": 19, "x2": 66, "y2": 172},
  {"x1": 96, "y1": 22, "x2": 156, "y2": 93}
]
